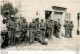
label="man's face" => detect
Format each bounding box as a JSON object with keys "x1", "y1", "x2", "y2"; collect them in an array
[
  {"x1": 11, "y1": 17, "x2": 14, "y2": 21},
  {"x1": 58, "y1": 19, "x2": 60, "y2": 22},
  {"x1": 23, "y1": 19, "x2": 26, "y2": 23},
  {"x1": 41, "y1": 19, "x2": 44, "y2": 22},
  {"x1": 51, "y1": 21, "x2": 53, "y2": 23},
  {"x1": 37, "y1": 18, "x2": 39, "y2": 21}
]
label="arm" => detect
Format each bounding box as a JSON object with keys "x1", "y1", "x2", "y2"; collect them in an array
[
  {"x1": 21, "y1": 23, "x2": 24, "y2": 31},
  {"x1": 63, "y1": 23, "x2": 66, "y2": 27},
  {"x1": 25, "y1": 22, "x2": 28, "y2": 30},
  {"x1": 14, "y1": 21, "x2": 17, "y2": 27},
  {"x1": 28, "y1": 22, "x2": 31, "y2": 30},
  {"x1": 6, "y1": 20, "x2": 11, "y2": 28},
  {"x1": 72, "y1": 23, "x2": 74, "y2": 28}
]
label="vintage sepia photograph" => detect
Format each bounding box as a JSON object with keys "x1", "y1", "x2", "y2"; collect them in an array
[{"x1": 0, "y1": 0, "x2": 80, "y2": 51}]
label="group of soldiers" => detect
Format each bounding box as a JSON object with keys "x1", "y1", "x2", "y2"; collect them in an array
[
  {"x1": 3, "y1": 15, "x2": 74, "y2": 46},
  {"x1": 64, "y1": 20, "x2": 74, "y2": 38}
]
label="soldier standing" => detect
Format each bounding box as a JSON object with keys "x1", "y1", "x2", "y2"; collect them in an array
[
  {"x1": 64, "y1": 21, "x2": 69, "y2": 38},
  {"x1": 6, "y1": 15, "x2": 17, "y2": 46},
  {"x1": 40, "y1": 19, "x2": 46, "y2": 42},
  {"x1": 53, "y1": 21, "x2": 57, "y2": 36},
  {"x1": 69, "y1": 21, "x2": 74, "y2": 38},
  {"x1": 29, "y1": 19, "x2": 36, "y2": 44},
  {"x1": 46, "y1": 19, "x2": 51, "y2": 39},
  {"x1": 50, "y1": 20, "x2": 54, "y2": 38},
  {"x1": 57, "y1": 19, "x2": 61, "y2": 38},
  {"x1": 45, "y1": 19, "x2": 48, "y2": 38},
  {"x1": 35, "y1": 18, "x2": 40, "y2": 36},
  {"x1": 19, "y1": 19, "x2": 28, "y2": 43}
]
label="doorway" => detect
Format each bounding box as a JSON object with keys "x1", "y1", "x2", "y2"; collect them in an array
[
  {"x1": 54, "y1": 12, "x2": 63, "y2": 24},
  {"x1": 77, "y1": 13, "x2": 80, "y2": 35},
  {"x1": 45, "y1": 11, "x2": 52, "y2": 19}
]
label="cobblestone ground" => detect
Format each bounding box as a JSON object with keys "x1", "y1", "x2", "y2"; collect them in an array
[{"x1": 0, "y1": 35, "x2": 79, "y2": 51}]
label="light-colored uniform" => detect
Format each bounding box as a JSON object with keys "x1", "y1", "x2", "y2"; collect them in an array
[
  {"x1": 7, "y1": 19, "x2": 17, "y2": 45},
  {"x1": 29, "y1": 22, "x2": 36, "y2": 44},
  {"x1": 40, "y1": 21, "x2": 46, "y2": 41}
]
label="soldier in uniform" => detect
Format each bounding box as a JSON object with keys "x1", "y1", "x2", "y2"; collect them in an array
[
  {"x1": 57, "y1": 19, "x2": 61, "y2": 38},
  {"x1": 40, "y1": 19, "x2": 46, "y2": 42},
  {"x1": 54, "y1": 21, "x2": 58, "y2": 37},
  {"x1": 50, "y1": 20, "x2": 54, "y2": 38},
  {"x1": 19, "y1": 19, "x2": 28, "y2": 43},
  {"x1": 36, "y1": 29, "x2": 48, "y2": 45},
  {"x1": 45, "y1": 19, "x2": 48, "y2": 38},
  {"x1": 53, "y1": 21, "x2": 56, "y2": 36},
  {"x1": 6, "y1": 15, "x2": 17, "y2": 46},
  {"x1": 46, "y1": 18, "x2": 51, "y2": 39},
  {"x1": 64, "y1": 21, "x2": 69, "y2": 38},
  {"x1": 29, "y1": 19, "x2": 36, "y2": 44},
  {"x1": 35, "y1": 18, "x2": 40, "y2": 36},
  {"x1": 69, "y1": 21, "x2": 74, "y2": 38}
]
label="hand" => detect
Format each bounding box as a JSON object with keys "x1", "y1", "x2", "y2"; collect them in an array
[{"x1": 22, "y1": 29, "x2": 24, "y2": 31}]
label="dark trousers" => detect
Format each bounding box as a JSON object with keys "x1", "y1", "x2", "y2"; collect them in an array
[
  {"x1": 19, "y1": 31, "x2": 27, "y2": 43},
  {"x1": 45, "y1": 28, "x2": 49, "y2": 39},
  {"x1": 1, "y1": 32, "x2": 8, "y2": 48},
  {"x1": 56, "y1": 30, "x2": 60, "y2": 38},
  {"x1": 69, "y1": 29, "x2": 72, "y2": 38},
  {"x1": 65, "y1": 28, "x2": 69, "y2": 38},
  {"x1": 53, "y1": 29, "x2": 57, "y2": 37},
  {"x1": 50, "y1": 28, "x2": 52, "y2": 38}
]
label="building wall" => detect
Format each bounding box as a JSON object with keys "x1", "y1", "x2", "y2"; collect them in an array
[
  {"x1": 19, "y1": 1, "x2": 80, "y2": 35},
  {"x1": 1, "y1": 1, "x2": 80, "y2": 35}
]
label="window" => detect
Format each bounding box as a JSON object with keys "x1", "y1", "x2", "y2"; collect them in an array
[{"x1": 66, "y1": 13, "x2": 71, "y2": 20}]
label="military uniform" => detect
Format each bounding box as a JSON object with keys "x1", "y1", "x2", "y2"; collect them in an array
[
  {"x1": 69, "y1": 21, "x2": 74, "y2": 38},
  {"x1": 29, "y1": 20, "x2": 36, "y2": 44},
  {"x1": 57, "y1": 21, "x2": 61, "y2": 38},
  {"x1": 53, "y1": 21, "x2": 56, "y2": 36},
  {"x1": 64, "y1": 21, "x2": 69, "y2": 38},
  {"x1": 36, "y1": 30, "x2": 47, "y2": 45},
  {"x1": 40, "y1": 19, "x2": 46, "y2": 42},
  {"x1": 35, "y1": 18, "x2": 40, "y2": 36},
  {"x1": 50, "y1": 20, "x2": 54, "y2": 38},
  {"x1": 35, "y1": 21, "x2": 39, "y2": 30},
  {"x1": 46, "y1": 19, "x2": 51, "y2": 39},
  {"x1": 36, "y1": 30, "x2": 43, "y2": 43},
  {"x1": 6, "y1": 16, "x2": 17, "y2": 45},
  {"x1": 19, "y1": 19, "x2": 28, "y2": 43}
]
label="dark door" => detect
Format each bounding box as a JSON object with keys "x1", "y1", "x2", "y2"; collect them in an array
[
  {"x1": 45, "y1": 11, "x2": 52, "y2": 19},
  {"x1": 77, "y1": 13, "x2": 80, "y2": 35}
]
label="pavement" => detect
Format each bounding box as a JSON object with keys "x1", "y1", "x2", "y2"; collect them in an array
[{"x1": 0, "y1": 35, "x2": 79, "y2": 51}]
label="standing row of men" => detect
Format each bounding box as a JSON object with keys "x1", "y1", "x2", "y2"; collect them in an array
[
  {"x1": 64, "y1": 20, "x2": 74, "y2": 38},
  {"x1": 6, "y1": 15, "x2": 74, "y2": 46}
]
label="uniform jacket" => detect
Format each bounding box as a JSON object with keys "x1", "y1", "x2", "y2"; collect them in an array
[
  {"x1": 21, "y1": 22, "x2": 28, "y2": 32},
  {"x1": 6, "y1": 19, "x2": 17, "y2": 31}
]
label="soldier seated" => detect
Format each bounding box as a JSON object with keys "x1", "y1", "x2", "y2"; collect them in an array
[{"x1": 36, "y1": 30, "x2": 48, "y2": 45}]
